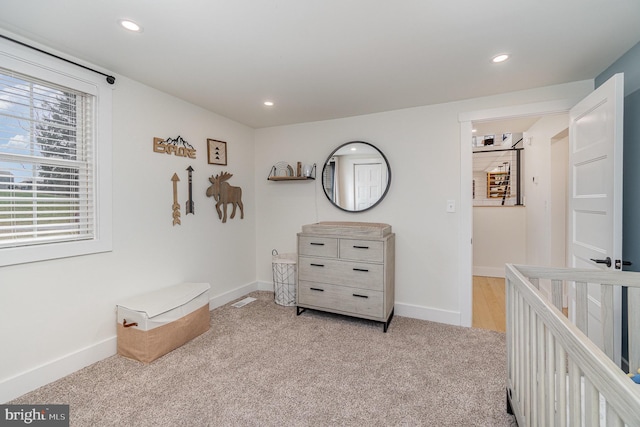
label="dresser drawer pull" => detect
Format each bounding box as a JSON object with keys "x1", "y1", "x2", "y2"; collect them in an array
[
  {"x1": 352, "y1": 294, "x2": 369, "y2": 299},
  {"x1": 310, "y1": 263, "x2": 325, "y2": 267},
  {"x1": 353, "y1": 268, "x2": 369, "y2": 272},
  {"x1": 310, "y1": 287, "x2": 325, "y2": 292},
  {"x1": 353, "y1": 245, "x2": 369, "y2": 249},
  {"x1": 310, "y1": 242, "x2": 325, "y2": 246}
]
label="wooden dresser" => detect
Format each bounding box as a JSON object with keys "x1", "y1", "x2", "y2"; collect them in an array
[{"x1": 296, "y1": 222, "x2": 395, "y2": 332}]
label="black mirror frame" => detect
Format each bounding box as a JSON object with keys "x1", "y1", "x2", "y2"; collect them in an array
[{"x1": 321, "y1": 141, "x2": 392, "y2": 213}]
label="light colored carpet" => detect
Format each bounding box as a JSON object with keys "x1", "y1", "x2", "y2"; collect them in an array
[{"x1": 11, "y1": 291, "x2": 516, "y2": 426}]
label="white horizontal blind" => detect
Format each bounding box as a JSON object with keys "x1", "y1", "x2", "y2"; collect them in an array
[{"x1": 0, "y1": 67, "x2": 95, "y2": 249}]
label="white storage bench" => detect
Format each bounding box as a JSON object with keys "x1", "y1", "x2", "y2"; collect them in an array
[{"x1": 116, "y1": 282, "x2": 211, "y2": 363}]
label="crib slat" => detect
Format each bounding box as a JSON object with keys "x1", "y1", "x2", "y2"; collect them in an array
[
  {"x1": 551, "y1": 279, "x2": 563, "y2": 311},
  {"x1": 629, "y1": 286, "x2": 640, "y2": 373},
  {"x1": 556, "y1": 345, "x2": 567, "y2": 427},
  {"x1": 575, "y1": 281, "x2": 588, "y2": 335},
  {"x1": 506, "y1": 277, "x2": 521, "y2": 423},
  {"x1": 515, "y1": 293, "x2": 522, "y2": 421},
  {"x1": 506, "y1": 278, "x2": 514, "y2": 389},
  {"x1": 584, "y1": 377, "x2": 598, "y2": 426},
  {"x1": 568, "y1": 360, "x2": 581, "y2": 426},
  {"x1": 546, "y1": 328, "x2": 555, "y2": 427},
  {"x1": 523, "y1": 301, "x2": 530, "y2": 426},
  {"x1": 606, "y1": 403, "x2": 624, "y2": 427},
  {"x1": 537, "y1": 316, "x2": 545, "y2": 426},
  {"x1": 601, "y1": 284, "x2": 615, "y2": 361},
  {"x1": 518, "y1": 293, "x2": 525, "y2": 421},
  {"x1": 528, "y1": 304, "x2": 535, "y2": 427}
]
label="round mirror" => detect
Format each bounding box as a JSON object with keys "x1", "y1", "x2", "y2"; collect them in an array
[{"x1": 321, "y1": 141, "x2": 391, "y2": 212}]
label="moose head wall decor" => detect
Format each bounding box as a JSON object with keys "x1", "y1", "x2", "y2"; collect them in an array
[{"x1": 206, "y1": 172, "x2": 244, "y2": 223}]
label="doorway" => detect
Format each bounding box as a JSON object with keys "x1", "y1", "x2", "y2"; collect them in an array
[
  {"x1": 470, "y1": 119, "x2": 570, "y2": 331},
  {"x1": 354, "y1": 163, "x2": 383, "y2": 210},
  {"x1": 459, "y1": 99, "x2": 575, "y2": 327}
]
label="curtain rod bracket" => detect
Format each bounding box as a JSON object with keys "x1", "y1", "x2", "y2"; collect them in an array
[{"x1": 1, "y1": 34, "x2": 116, "y2": 85}]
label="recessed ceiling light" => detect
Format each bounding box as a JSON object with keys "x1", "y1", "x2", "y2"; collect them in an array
[
  {"x1": 492, "y1": 54, "x2": 510, "y2": 63},
  {"x1": 264, "y1": 101, "x2": 274, "y2": 106},
  {"x1": 119, "y1": 19, "x2": 142, "y2": 32},
  {"x1": 472, "y1": 129, "x2": 477, "y2": 133}
]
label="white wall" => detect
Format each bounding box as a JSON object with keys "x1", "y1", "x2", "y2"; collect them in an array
[
  {"x1": 254, "y1": 80, "x2": 593, "y2": 325},
  {"x1": 550, "y1": 134, "x2": 569, "y2": 268},
  {"x1": 473, "y1": 207, "x2": 526, "y2": 277},
  {"x1": 524, "y1": 114, "x2": 570, "y2": 266},
  {"x1": 522, "y1": 115, "x2": 571, "y2": 302},
  {"x1": 0, "y1": 75, "x2": 256, "y2": 402}
]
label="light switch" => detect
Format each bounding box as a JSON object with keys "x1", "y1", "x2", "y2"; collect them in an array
[{"x1": 446, "y1": 200, "x2": 455, "y2": 213}]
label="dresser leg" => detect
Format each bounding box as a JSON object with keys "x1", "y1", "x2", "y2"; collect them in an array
[
  {"x1": 296, "y1": 306, "x2": 306, "y2": 316},
  {"x1": 383, "y1": 308, "x2": 395, "y2": 332}
]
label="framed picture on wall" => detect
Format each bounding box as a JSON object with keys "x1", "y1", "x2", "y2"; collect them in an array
[{"x1": 207, "y1": 139, "x2": 227, "y2": 165}]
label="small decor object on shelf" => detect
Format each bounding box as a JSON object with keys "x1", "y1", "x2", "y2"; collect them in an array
[
  {"x1": 268, "y1": 162, "x2": 316, "y2": 181},
  {"x1": 303, "y1": 164, "x2": 313, "y2": 177},
  {"x1": 206, "y1": 172, "x2": 244, "y2": 223},
  {"x1": 171, "y1": 173, "x2": 181, "y2": 226},
  {"x1": 207, "y1": 139, "x2": 227, "y2": 165},
  {"x1": 153, "y1": 136, "x2": 196, "y2": 159},
  {"x1": 273, "y1": 161, "x2": 294, "y2": 177},
  {"x1": 185, "y1": 166, "x2": 195, "y2": 215}
]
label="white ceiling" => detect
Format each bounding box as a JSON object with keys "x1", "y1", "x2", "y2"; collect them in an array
[{"x1": 1, "y1": 1, "x2": 639, "y2": 129}]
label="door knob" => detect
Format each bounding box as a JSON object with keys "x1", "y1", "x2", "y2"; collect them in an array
[{"x1": 590, "y1": 257, "x2": 612, "y2": 268}]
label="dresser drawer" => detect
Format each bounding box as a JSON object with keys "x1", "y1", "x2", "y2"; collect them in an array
[
  {"x1": 298, "y1": 257, "x2": 383, "y2": 291},
  {"x1": 297, "y1": 281, "x2": 383, "y2": 318},
  {"x1": 339, "y1": 239, "x2": 384, "y2": 262},
  {"x1": 298, "y1": 236, "x2": 338, "y2": 258}
]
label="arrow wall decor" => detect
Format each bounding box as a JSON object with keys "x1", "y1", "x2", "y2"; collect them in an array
[
  {"x1": 186, "y1": 166, "x2": 195, "y2": 215},
  {"x1": 171, "y1": 173, "x2": 181, "y2": 225}
]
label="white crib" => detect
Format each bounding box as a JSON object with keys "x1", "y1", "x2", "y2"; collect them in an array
[{"x1": 505, "y1": 264, "x2": 640, "y2": 426}]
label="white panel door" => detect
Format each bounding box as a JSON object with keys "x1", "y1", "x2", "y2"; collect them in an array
[
  {"x1": 355, "y1": 163, "x2": 382, "y2": 210},
  {"x1": 568, "y1": 73, "x2": 624, "y2": 365}
]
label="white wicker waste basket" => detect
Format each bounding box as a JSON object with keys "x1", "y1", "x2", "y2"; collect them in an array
[{"x1": 272, "y1": 250, "x2": 296, "y2": 306}]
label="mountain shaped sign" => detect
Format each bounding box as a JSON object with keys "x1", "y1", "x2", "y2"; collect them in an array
[{"x1": 153, "y1": 136, "x2": 196, "y2": 159}]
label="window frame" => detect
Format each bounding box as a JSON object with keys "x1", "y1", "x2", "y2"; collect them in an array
[{"x1": 0, "y1": 37, "x2": 112, "y2": 266}]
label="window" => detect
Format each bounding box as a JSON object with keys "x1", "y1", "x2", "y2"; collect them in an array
[{"x1": 0, "y1": 39, "x2": 112, "y2": 266}]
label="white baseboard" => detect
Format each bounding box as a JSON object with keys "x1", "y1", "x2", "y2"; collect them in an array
[
  {"x1": 208, "y1": 281, "x2": 261, "y2": 309},
  {"x1": 1, "y1": 281, "x2": 262, "y2": 404},
  {"x1": 0, "y1": 337, "x2": 116, "y2": 404},
  {"x1": 256, "y1": 280, "x2": 274, "y2": 292},
  {"x1": 473, "y1": 266, "x2": 505, "y2": 278},
  {"x1": 394, "y1": 301, "x2": 461, "y2": 326}
]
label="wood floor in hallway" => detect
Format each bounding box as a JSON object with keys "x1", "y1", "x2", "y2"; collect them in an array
[{"x1": 472, "y1": 275, "x2": 506, "y2": 333}]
